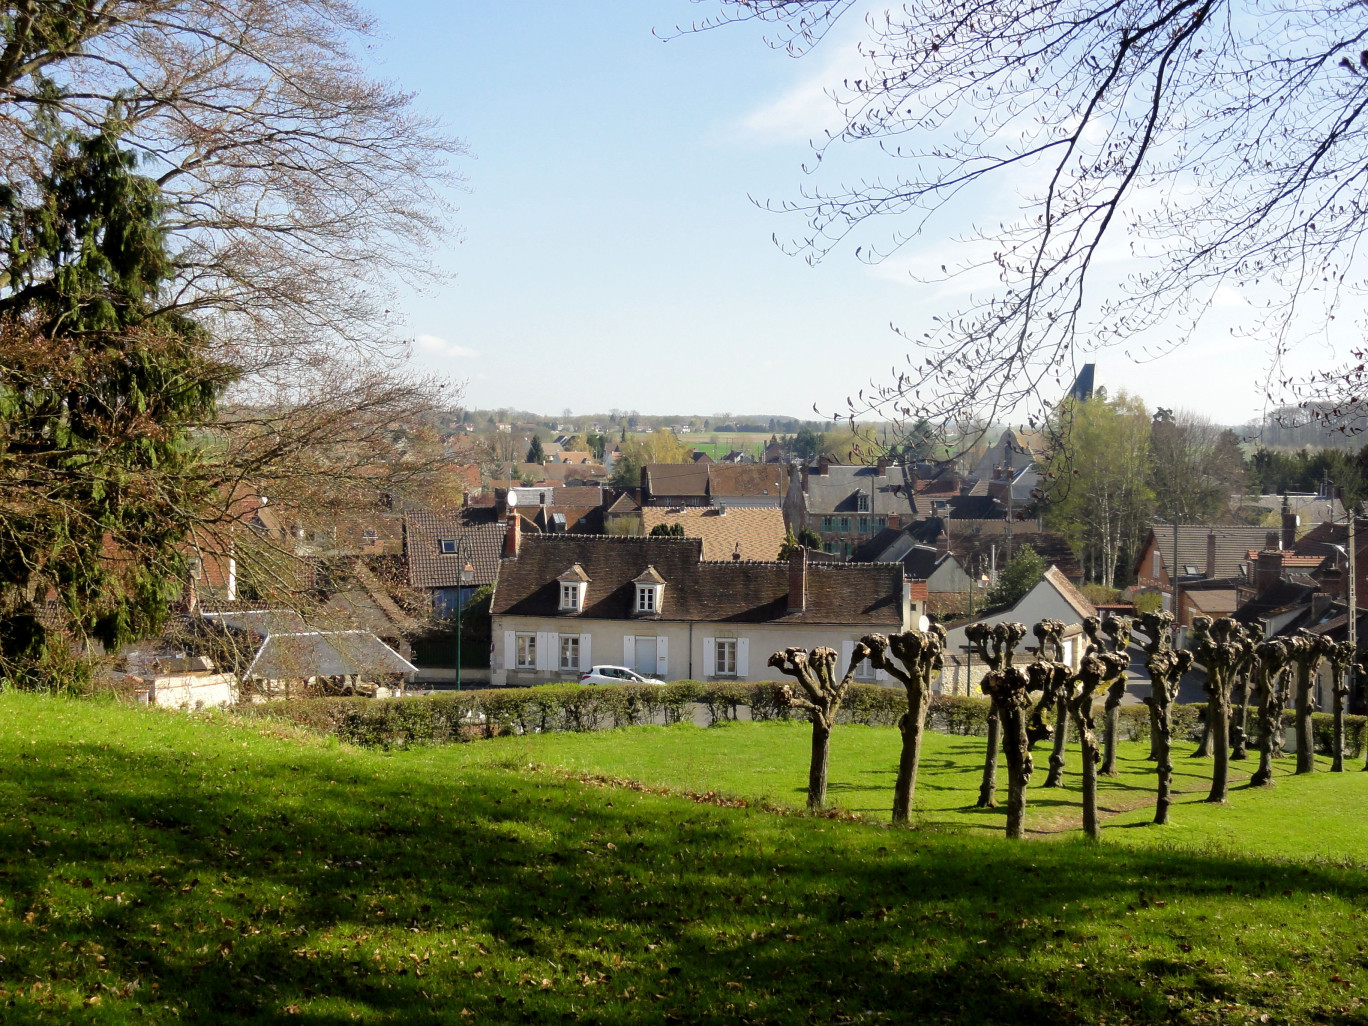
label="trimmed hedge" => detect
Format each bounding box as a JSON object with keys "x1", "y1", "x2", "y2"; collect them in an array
[{"x1": 229, "y1": 682, "x2": 1368, "y2": 756}]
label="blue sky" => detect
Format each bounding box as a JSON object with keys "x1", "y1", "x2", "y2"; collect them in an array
[{"x1": 369, "y1": 1, "x2": 1333, "y2": 427}]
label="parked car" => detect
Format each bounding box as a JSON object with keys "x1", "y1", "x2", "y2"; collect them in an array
[{"x1": 580, "y1": 665, "x2": 665, "y2": 686}]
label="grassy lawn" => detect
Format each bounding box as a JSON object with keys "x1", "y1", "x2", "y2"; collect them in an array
[{"x1": 3, "y1": 695, "x2": 1368, "y2": 1024}]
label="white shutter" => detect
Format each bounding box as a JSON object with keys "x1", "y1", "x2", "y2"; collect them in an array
[
  {"x1": 656, "y1": 636, "x2": 668, "y2": 678},
  {"x1": 737, "y1": 637, "x2": 749, "y2": 679},
  {"x1": 624, "y1": 635, "x2": 634, "y2": 667},
  {"x1": 503, "y1": 631, "x2": 515, "y2": 672},
  {"x1": 841, "y1": 640, "x2": 854, "y2": 674},
  {"x1": 579, "y1": 633, "x2": 592, "y2": 670},
  {"x1": 702, "y1": 636, "x2": 715, "y2": 678},
  {"x1": 875, "y1": 664, "x2": 888, "y2": 682},
  {"x1": 537, "y1": 632, "x2": 555, "y2": 673}
]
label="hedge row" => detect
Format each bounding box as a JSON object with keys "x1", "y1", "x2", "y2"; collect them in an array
[{"x1": 229, "y1": 681, "x2": 1367, "y2": 757}]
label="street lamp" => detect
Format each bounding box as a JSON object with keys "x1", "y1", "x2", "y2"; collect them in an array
[{"x1": 455, "y1": 546, "x2": 474, "y2": 691}]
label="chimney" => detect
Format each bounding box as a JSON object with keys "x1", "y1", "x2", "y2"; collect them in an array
[
  {"x1": 1255, "y1": 550, "x2": 1284, "y2": 597},
  {"x1": 936, "y1": 530, "x2": 950, "y2": 558},
  {"x1": 1282, "y1": 511, "x2": 1299, "y2": 551},
  {"x1": 876, "y1": 456, "x2": 888, "y2": 476},
  {"x1": 1265, "y1": 531, "x2": 1280, "y2": 552},
  {"x1": 788, "y1": 546, "x2": 808, "y2": 613},
  {"x1": 817, "y1": 455, "x2": 829, "y2": 476},
  {"x1": 887, "y1": 512, "x2": 901, "y2": 530},
  {"x1": 503, "y1": 513, "x2": 521, "y2": 558},
  {"x1": 1206, "y1": 531, "x2": 1217, "y2": 579}
]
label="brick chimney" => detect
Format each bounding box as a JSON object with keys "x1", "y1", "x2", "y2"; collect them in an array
[
  {"x1": 887, "y1": 512, "x2": 901, "y2": 530},
  {"x1": 936, "y1": 530, "x2": 950, "y2": 558},
  {"x1": 1264, "y1": 531, "x2": 1280, "y2": 552},
  {"x1": 1255, "y1": 550, "x2": 1284, "y2": 597},
  {"x1": 876, "y1": 456, "x2": 888, "y2": 476},
  {"x1": 817, "y1": 455, "x2": 829, "y2": 476},
  {"x1": 1206, "y1": 531, "x2": 1217, "y2": 579},
  {"x1": 1281, "y1": 511, "x2": 1299, "y2": 551},
  {"x1": 503, "y1": 513, "x2": 521, "y2": 558},
  {"x1": 788, "y1": 546, "x2": 808, "y2": 613}
]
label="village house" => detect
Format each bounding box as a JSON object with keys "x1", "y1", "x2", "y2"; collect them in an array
[
  {"x1": 490, "y1": 530, "x2": 922, "y2": 686},
  {"x1": 1133, "y1": 523, "x2": 1282, "y2": 624}
]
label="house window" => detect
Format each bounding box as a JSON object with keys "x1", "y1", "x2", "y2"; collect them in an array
[
  {"x1": 362, "y1": 528, "x2": 378, "y2": 542},
  {"x1": 1152, "y1": 551, "x2": 1161, "y2": 578},
  {"x1": 636, "y1": 585, "x2": 657, "y2": 613},
  {"x1": 560, "y1": 583, "x2": 580, "y2": 611},
  {"x1": 559, "y1": 635, "x2": 580, "y2": 671},
  {"x1": 515, "y1": 634, "x2": 537, "y2": 669},
  {"x1": 821, "y1": 516, "x2": 834, "y2": 531},
  {"x1": 440, "y1": 538, "x2": 458, "y2": 555},
  {"x1": 855, "y1": 657, "x2": 875, "y2": 681},
  {"x1": 715, "y1": 639, "x2": 737, "y2": 676},
  {"x1": 839, "y1": 517, "x2": 851, "y2": 532},
  {"x1": 858, "y1": 516, "x2": 870, "y2": 534},
  {"x1": 857, "y1": 494, "x2": 869, "y2": 512}
]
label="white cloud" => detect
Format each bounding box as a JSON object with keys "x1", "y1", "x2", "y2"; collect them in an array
[{"x1": 415, "y1": 333, "x2": 478, "y2": 358}]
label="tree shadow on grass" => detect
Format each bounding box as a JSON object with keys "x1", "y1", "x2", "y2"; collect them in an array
[{"x1": 1, "y1": 721, "x2": 1367, "y2": 1025}]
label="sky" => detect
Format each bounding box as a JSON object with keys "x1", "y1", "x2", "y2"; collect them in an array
[{"x1": 367, "y1": 1, "x2": 1345, "y2": 428}]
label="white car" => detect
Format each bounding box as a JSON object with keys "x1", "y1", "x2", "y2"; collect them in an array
[{"x1": 579, "y1": 665, "x2": 665, "y2": 686}]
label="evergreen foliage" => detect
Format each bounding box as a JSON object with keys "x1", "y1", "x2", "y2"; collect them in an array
[{"x1": 983, "y1": 545, "x2": 1045, "y2": 609}]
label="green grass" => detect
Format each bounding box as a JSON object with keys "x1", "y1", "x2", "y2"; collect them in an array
[{"x1": 3, "y1": 696, "x2": 1368, "y2": 1024}]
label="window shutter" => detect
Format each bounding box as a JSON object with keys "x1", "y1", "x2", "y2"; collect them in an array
[
  {"x1": 656, "y1": 636, "x2": 668, "y2": 678},
  {"x1": 875, "y1": 663, "x2": 888, "y2": 682},
  {"x1": 503, "y1": 631, "x2": 515, "y2": 671},
  {"x1": 702, "y1": 637, "x2": 715, "y2": 678},
  {"x1": 737, "y1": 637, "x2": 749, "y2": 679},
  {"x1": 579, "y1": 633, "x2": 592, "y2": 670},
  {"x1": 540, "y1": 632, "x2": 557, "y2": 673},
  {"x1": 624, "y1": 635, "x2": 634, "y2": 667},
  {"x1": 841, "y1": 640, "x2": 854, "y2": 676}
]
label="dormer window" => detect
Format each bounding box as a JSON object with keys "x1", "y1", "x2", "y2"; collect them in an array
[
  {"x1": 557, "y1": 563, "x2": 590, "y2": 613},
  {"x1": 856, "y1": 493, "x2": 870, "y2": 512},
  {"x1": 633, "y1": 566, "x2": 666, "y2": 616}
]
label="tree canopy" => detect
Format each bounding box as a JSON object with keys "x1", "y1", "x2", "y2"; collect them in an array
[{"x1": 697, "y1": 1, "x2": 1368, "y2": 432}]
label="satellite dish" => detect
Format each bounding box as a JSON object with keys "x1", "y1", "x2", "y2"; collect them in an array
[
  {"x1": 918, "y1": 614, "x2": 930, "y2": 632},
  {"x1": 506, "y1": 491, "x2": 519, "y2": 507}
]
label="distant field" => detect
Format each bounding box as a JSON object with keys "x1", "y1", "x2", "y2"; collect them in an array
[{"x1": 4, "y1": 696, "x2": 1368, "y2": 1024}]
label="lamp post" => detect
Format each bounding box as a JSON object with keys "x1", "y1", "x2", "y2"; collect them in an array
[{"x1": 455, "y1": 548, "x2": 474, "y2": 691}]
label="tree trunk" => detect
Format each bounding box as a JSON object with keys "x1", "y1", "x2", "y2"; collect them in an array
[
  {"x1": 1067, "y1": 696, "x2": 1104, "y2": 839},
  {"x1": 977, "y1": 706, "x2": 1000, "y2": 808},
  {"x1": 1044, "y1": 696, "x2": 1069, "y2": 787},
  {"x1": 1206, "y1": 681, "x2": 1230, "y2": 803},
  {"x1": 1146, "y1": 698, "x2": 1160, "y2": 761},
  {"x1": 891, "y1": 690, "x2": 930, "y2": 825},
  {"x1": 1294, "y1": 665, "x2": 1315, "y2": 774},
  {"x1": 1332, "y1": 684, "x2": 1346, "y2": 773},
  {"x1": 1000, "y1": 704, "x2": 1032, "y2": 840},
  {"x1": 1251, "y1": 674, "x2": 1279, "y2": 787},
  {"x1": 1153, "y1": 700, "x2": 1175, "y2": 824},
  {"x1": 807, "y1": 717, "x2": 831, "y2": 810},
  {"x1": 1101, "y1": 679, "x2": 1125, "y2": 775},
  {"x1": 1193, "y1": 713, "x2": 1212, "y2": 758},
  {"x1": 1231, "y1": 678, "x2": 1249, "y2": 760}
]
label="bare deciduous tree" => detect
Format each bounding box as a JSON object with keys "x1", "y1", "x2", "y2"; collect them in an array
[
  {"x1": 1067, "y1": 650, "x2": 1129, "y2": 839},
  {"x1": 1094, "y1": 615, "x2": 1134, "y2": 776},
  {"x1": 769, "y1": 643, "x2": 866, "y2": 809},
  {"x1": 694, "y1": 1, "x2": 1368, "y2": 430},
  {"x1": 1287, "y1": 632, "x2": 1332, "y2": 775},
  {"x1": 1326, "y1": 641, "x2": 1356, "y2": 773},
  {"x1": 1189, "y1": 616, "x2": 1256, "y2": 804},
  {"x1": 1250, "y1": 638, "x2": 1293, "y2": 788},
  {"x1": 964, "y1": 620, "x2": 1026, "y2": 809},
  {"x1": 863, "y1": 625, "x2": 946, "y2": 825},
  {"x1": 1134, "y1": 610, "x2": 1191, "y2": 825}
]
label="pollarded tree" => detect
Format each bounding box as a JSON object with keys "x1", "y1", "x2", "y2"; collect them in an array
[
  {"x1": 862, "y1": 625, "x2": 947, "y2": 825},
  {"x1": 1188, "y1": 616, "x2": 1256, "y2": 804},
  {"x1": 1092, "y1": 614, "x2": 1135, "y2": 776},
  {"x1": 769, "y1": 643, "x2": 867, "y2": 809},
  {"x1": 980, "y1": 659, "x2": 1069, "y2": 840},
  {"x1": 964, "y1": 620, "x2": 1027, "y2": 809},
  {"x1": 1250, "y1": 638, "x2": 1293, "y2": 788},
  {"x1": 1326, "y1": 640, "x2": 1356, "y2": 773},
  {"x1": 1034, "y1": 618, "x2": 1072, "y2": 788},
  {"x1": 1286, "y1": 632, "x2": 1332, "y2": 775},
  {"x1": 1134, "y1": 610, "x2": 1193, "y2": 825},
  {"x1": 1066, "y1": 650, "x2": 1131, "y2": 839}
]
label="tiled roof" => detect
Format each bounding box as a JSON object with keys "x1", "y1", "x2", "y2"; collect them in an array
[
  {"x1": 946, "y1": 495, "x2": 1002, "y2": 520},
  {"x1": 405, "y1": 509, "x2": 505, "y2": 590},
  {"x1": 1186, "y1": 589, "x2": 1240, "y2": 616},
  {"x1": 804, "y1": 464, "x2": 917, "y2": 517},
  {"x1": 246, "y1": 631, "x2": 415, "y2": 679},
  {"x1": 708, "y1": 464, "x2": 788, "y2": 500},
  {"x1": 644, "y1": 464, "x2": 709, "y2": 498},
  {"x1": 1231, "y1": 580, "x2": 1317, "y2": 625},
  {"x1": 1043, "y1": 566, "x2": 1096, "y2": 621},
  {"x1": 1140, "y1": 525, "x2": 1273, "y2": 579},
  {"x1": 641, "y1": 506, "x2": 787, "y2": 561},
  {"x1": 1244, "y1": 550, "x2": 1326, "y2": 569},
  {"x1": 492, "y1": 536, "x2": 903, "y2": 626}
]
